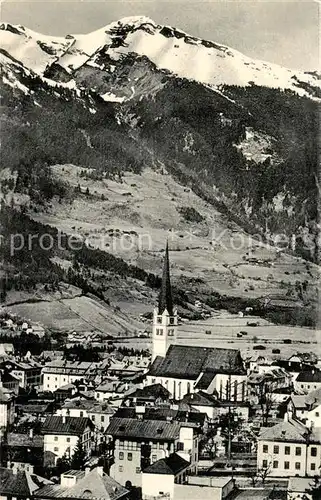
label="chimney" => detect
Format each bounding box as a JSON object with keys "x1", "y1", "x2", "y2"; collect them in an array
[
  {"x1": 284, "y1": 413, "x2": 289, "y2": 422},
  {"x1": 29, "y1": 428, "x2": 34, "y2": 440},
  {"x1": 96, "y1": 466, "x2": 103, "y2": 477},
  {"x1": 217, "y1": 427, "x2": 221, "y2": 437},
  {"x1": 62, "y1": 415, "x2": 66, "y2": 424},
  {"x1": 85, "y1": 467, "x2": 91, "y2": 476}
]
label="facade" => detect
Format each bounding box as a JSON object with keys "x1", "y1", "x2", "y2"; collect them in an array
[
  {"x1": 257, "y1": 415, "x2": 321, "y2": 477},
  {"x1": 294, "y1": 370, "x2": 321, "y2": 394},
  {"x1": 107, "y1": 416, "x2": 198, "y2": 487},
  {"x1": 42, "y1": 361, "x2": 101, "y2": 392},
  {"x1": 141, "y1": 453, "x2": 190, "y2": 499},
  {"x1": 0, "y1": 386, "x2": 15, "y2": 429},
  {"x1": 0, "y1": 360, "x2": 42, "y2": 390},
  {"x1": 42, "y1": 415, "x2": 94, "y2": 462}
]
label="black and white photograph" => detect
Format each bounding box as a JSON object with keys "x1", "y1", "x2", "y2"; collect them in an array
[{"x1": 0, "y1": 0, "x2": 320, "y2": 498}]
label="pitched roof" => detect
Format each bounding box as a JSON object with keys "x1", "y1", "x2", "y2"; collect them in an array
[
  {"x1": 107, "y1": 417, "x2": 181, "y2": 441},
  {"x1": 35, "y1": 468, "x2": 128, "y2": 500},
  {"x1": 42, "y1": 416, "x2": 93, "y2": 436},
  {"x1": 258, "y1": 419, "x2": 313, "y2": 443},
  {"x1": 181, "y1": 391, "x2": 219, "y2": 407},
  {"x1": 149, "y1": 345, "x2": 245, "y2": 380},
  {"x1": 194, "y1": 371, "x2": 216, "y2": 390},
  {"x1": 113, "y1": 406, "x2": 206, "y2": 427},
  {"x1": 0, "y1": 468, "x2": 51, "y2": 497},
  {"x1": 158, "y1": 241, "x2": 173, "y2": 316},
  {"x1": 127, "y1": 383, "x2": 170, "y2": 400},
  {"x1": 296, "y1": 370, "x2": 321, "y2": 383},
  {"x1": 144, "y1": 453, "x2": 189, "y2": 475},
  {"x1": 7, "y1": 433, "x2": 44, "y2": 448}
]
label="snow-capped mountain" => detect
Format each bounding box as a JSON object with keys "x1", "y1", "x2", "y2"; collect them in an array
[
  {"x1": 1, "y1": 16, "x2": 320, "y2": 100},
  {"x1": 0, "y1": 16, "x2": 320, "y2": 268}
]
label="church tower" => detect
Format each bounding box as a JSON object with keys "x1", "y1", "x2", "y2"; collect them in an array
[{"x1": 152, "y1": 242, "x2": 178, "y2": 362}]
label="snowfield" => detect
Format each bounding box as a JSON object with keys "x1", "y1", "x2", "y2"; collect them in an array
[{"x1": 1, "y1": 16, "x2": 320, "y2": 100}]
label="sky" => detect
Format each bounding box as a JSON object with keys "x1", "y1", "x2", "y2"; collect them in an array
[{"x1": 1, "y1": 0, "x2": 319, "y2": 71}]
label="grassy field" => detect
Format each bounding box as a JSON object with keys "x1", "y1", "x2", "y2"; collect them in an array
[{"x1": 29, "y1": 165, "x2": 319, "y2": 306}]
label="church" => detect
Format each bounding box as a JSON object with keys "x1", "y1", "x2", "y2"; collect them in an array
[{"x1": 146, "y1": 242, "x2": 247, "y2": 402}]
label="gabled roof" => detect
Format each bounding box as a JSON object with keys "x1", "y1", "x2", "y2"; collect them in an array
[
  {"x1": 35, "y1": 468, "x2": 128, "y2": 500},
  {"x1": 7, "y1": 433, "x2": 44, "y2": 448},
  {"x1": 144, "y1": 453, "x2": 189, "y2": 475},
  {"x1": 127, "y1": 383, "x2": 170, "y2": 400},
  {"x1": 181, "y1": 391, "x2": 219, "y2": 407},
  {"x1": 0, "y1": 467, "x2": 51, "y2": 497},
  {"x1": 259, "y1": 419, "x2": 313, "y2": 443},
  {"x1": 297, "y1": 370, "x2": 321, "y2": 383},
  {"x1": 107, "y1": 417, "x2": 181, "y2": 441},
  {"x1": 42, "y1": 416, "x2": 93, "y2": 436},
  {"x1": 149, "y1": 345, "x2": 245, "y2": 380}
]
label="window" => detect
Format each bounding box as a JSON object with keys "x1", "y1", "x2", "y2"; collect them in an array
[
  {"x1": 168, "y1": 329, "x2": 174, "y2": 337},
  {"x1": 54, "y1": 447, "x2": 59, "y2": 452},
  {"x1": 262, "y1": 460, "x2": 268, "y2": 468},
  {"x1": 311, "y1": 463, "x2": 316, "y2": 471},
  {"x1": 156, "y1": 329, "x2": 163, "y2": 336},
  {"x1": 284, "y1": 461, "x2": 290, "y2": 470},
  {"x1": 119, "y1": 441, "x2": 124, "y2": 448},
  {"x1": 295, "y1": 462, "x2": 301, "y2": 470},
  {"x1": 92, "y1": 415, "x2": 95, "y2": 421},
  {"x1": 152, "y1": 455, "x2": 157, "y2": 462},
  {"x1": 54, "y1": 436, "x2": 58, "y2": 441},
  {"x1": 311, "y1": 447, "x2": 317, "y2": 457},
  {"x1": 136, "y1": 468, "x2": 141, "y2": 474},
  {"x1": 157, "y1": 317, "x2": 162, "y2": 324},
  {"x1": 273, "y1": 445, "x2": 279, "y2": 454},
  {"x1": 119, "y1": 452, "x2": 124, "y2": 460},
  {"x1": 119, "y1": 466, "x2": 123, "y2": 472},
  {"x1": 263, "y1": 445, "x2": 268, "y2": 453},
  {"x1": 128, "y1": 453, "x2": 133, "y2": 461},
  {"x1": 101, "y1": 416, "x2": 105, "y2": 422},
  {"x1": 66, "y1": 438, "x2": 70, "y2": 443},
  {"x1": 273, "y1": 461, "x2": 278, "y2": 469},
  {"x1": 316, "y1": 412, "x2": 320, "y2": 417},
  {"x1": 285, "y1": 446, "x2": 290, "y2": 455},
  {"x1": 100, "y1": 426, "x2": 104, "y2": 432},
  {"x1": 177, "y1": 442, "x2": 184, "y2": 451},
  {"x1": 169, "y1": 317, "x2": 175, "y2": 325},
  {"x1": 80, "y1": 411, "x2": 83, "y2": 417},
  {"x1": 295, "y1": 447, "x2": 302, "y2": 456}
]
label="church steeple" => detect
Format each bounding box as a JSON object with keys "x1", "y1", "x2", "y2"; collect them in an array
[
  {"x1": 158, "y1": 241, "x2": 173, "y2": 315},
  {"x1": 151, "y1": 241, "x2": 178, "y2": 362}
]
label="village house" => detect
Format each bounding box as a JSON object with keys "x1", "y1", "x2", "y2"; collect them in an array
[
  {"x1": 288, "y1": 387, "x2": 321, "y2": 429},
  {"x1": 42, "y1": 415, "x2": 94, "y2": 463},
  {"x1": 34, "y1": 467, "x2": 129, "y2": 500},
  {"x1": 141, "y1": 453, "x2": 190, "y2": 499},
  {"x1": 294, "y1": 370, "x2": 321, "y2": 394},
  {"x1": 0, "y1": 359, "x2": 42, "y2": 390},
  {"x1": 0, "y1": 465, "x2": 51, "y2": 500},
  {"x1": 0, "y1": 385, "x2": 15, "y2": 429},
  {"x1": 257, "y1": 414, "x2": 321, "y2": 477},
  {"x1": 107, "y1": 413, "x2": 199, "y2": 488},
  {"x1": 42, "y1": 360, "x2": 102, "y2": 392},
  {"x1": 5, "y1": 430, "x2": 44, "y2": 471},
  {"x1": 0, "y1": 370, "x2": 20, "y2": 395}
]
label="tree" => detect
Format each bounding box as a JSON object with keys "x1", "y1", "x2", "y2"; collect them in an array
[
  {"x1": 258, "y1": 380, "x2": 276, "y2": 427},
  {"x1": 70, "y1": 438, "x2": 87, "y2": 470},
  {"x1": 257, "y1": 459, "x2": 272, "y2": 485},
  {"x1": 56, "y1": 453, "x2": 71, "y2": 475},
  {"x1": 308, "y1": 477, "x2": 321, "y2": 500}
]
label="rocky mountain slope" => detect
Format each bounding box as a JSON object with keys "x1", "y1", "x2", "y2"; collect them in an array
[{"x1": 0, "y1": 17, "x2": 320, "y2": 328}]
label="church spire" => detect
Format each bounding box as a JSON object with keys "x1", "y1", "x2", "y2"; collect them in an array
[{"x1": 158, "y1": 241, "x2": 173, "y2": 315}]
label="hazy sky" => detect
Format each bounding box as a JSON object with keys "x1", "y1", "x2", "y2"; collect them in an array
[{"x1": 1, "y1": 0, "x2": 319, "y2": 71}]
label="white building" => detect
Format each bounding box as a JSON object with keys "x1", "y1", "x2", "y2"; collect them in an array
[
  {"x1": 42, "y1": 361, "x2": 100, "y2": 392},
  {"x1": 0, "y1": 386, "x2": 15, "y2": 429},
  {"x1": 42, "y1": 415, "x2": 94, "y2": 462}
]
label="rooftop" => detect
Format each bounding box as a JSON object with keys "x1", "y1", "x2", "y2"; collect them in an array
[
  {"x1": 149, "y1": 345, "x2": 245, "y2": 380},
  {"x1": 297, "y1": 370, "x2": 321, "y2": 383},
  {"x1": 0, "y1": 467, "x2": 51, "y2": 497},
  {"x1": 42, "y1": 416, "x2": 94, "y2": 436},
  {"x1": 35, "y1": 468, "x2": 128, "y2": 500},
  {"x1": 144, "y1": 453, "x2": 189, "y2": 475},
  {"x1": 258, "y1": 418, "x2": 316, "y2": 443},
  {"x1": 107, "y1": 417, "x2": 181, "y2": 441}
]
